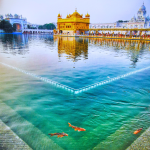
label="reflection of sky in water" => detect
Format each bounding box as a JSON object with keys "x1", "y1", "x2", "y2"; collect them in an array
[
  {"x1": 0, "y1": 34, "x2": 150, "y2": 89},
  {"x1": 0, "y1": 34, "x2": 29, "y2": 55},
  {"x1": 0, "y1": 34, "x2": 150, "y2": 150},
  {"x1": 0, "y1": 34, "x2": 150, "y2": 65}
]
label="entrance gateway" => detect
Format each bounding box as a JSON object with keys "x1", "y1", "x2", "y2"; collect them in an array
[{"x1": 5, "y1": 14, "x2": 27, "y2": 32}]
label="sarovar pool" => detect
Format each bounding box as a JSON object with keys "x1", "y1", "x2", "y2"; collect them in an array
[{"x1": 0, "y1": 34, "x2": 150, "y2": 150}]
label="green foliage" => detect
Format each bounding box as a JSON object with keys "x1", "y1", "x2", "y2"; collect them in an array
[
  {"x1": 13, "y1": 24, "x2": 16, "y2": 31},
  {"x1": 38, "y1": 23, "x2": 56, "y2": 30},
  {"x1": 27, "y1": 25, "x2": 30, "y2": 29},
  {"x1": 118, "y1": 20, "x2": 123, "y2": 22},
  {"x1": 0, "y1": 20, "x2": 15, "y2": 33},
  {"x1": 117, "y1": 20, "x2": 129, "y2": 23}
]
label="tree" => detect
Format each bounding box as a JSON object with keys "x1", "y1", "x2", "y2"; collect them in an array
[
  {"x1": 13, "y1": 24, "x2": 16, "y2": 31},
  {"x1": 38, "y1": 25, "x2": 43, "y2": 29},
  {"x1": 27, "y1": 25, "x2": 31, "y2": 29},
  {"x1": 38, "y1": 23, "x2": 56, "y2": 30},
  {"x1": 0, "y1": 20, "x2": 14, "y2": 33},
  {"x1": 118, "y1": 20, "x2": 123, "y2": 22}
]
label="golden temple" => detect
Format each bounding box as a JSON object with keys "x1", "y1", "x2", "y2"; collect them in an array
[
  {"x1": 54, "y1": 9, "x2": 150, "y2": 41},
  {"x1": 55, "y1": 9, "x2": 90, "y2": 35}
]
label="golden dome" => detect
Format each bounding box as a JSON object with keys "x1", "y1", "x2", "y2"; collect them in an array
[
  {"x1": 85, "y1": 13, "x2": 90, "y2": 18},
  {"x1": 72, "y1": 9, "x2": 82, "y2": 18},
  {"x1": 66, "y1": 14, "x2": 69, "y2": 18},
  {"x1": 58, "y1": 13, "x2": 61, "y2": 18}
]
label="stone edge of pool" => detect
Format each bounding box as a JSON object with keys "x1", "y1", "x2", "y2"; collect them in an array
[
  {"x1": 0, "y1": 119, "x2": 32, "y2": 150},
  {"x1": 126, "y1": 127, "x2": 150, "y2": 150}
]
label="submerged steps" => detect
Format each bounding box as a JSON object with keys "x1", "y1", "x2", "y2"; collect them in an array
[
  {"x1": 0, "y1": 99, "x2": 78, "y2": 150},
  {"x1": 1, "y1": 62, "x2": 150, "y2": 94},
  {"x1": 0, "y1": 119, "x2": 32, "y2": 150},
  {"x1": 0, "y1": 62, "x2": 75, "y2": 93},
  {"x1": 92, "y1": 113, "x2": 150, "y2": 150},
  {"x1": 0, "y1": 101, "x2": 64, "y2": 150},
  {"x1": 126, "y1": 127, "x2": 150, "y2": 150}
]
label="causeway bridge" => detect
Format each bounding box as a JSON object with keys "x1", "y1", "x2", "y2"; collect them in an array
[
  {"x1": 54, "y1": 28, "x2": 150, "y2": 40},
  {"x1": 22, "y1": 29, "x2": 53, "y2": 34},
  {"x1": 82, "y1": 28, "x2": 150, "y2": 35}
]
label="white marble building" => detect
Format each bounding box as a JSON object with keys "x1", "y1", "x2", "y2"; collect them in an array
[
  {"x1": 0, "y1": 14, "x2": 41, "y2": 32},
  {"x1": 27, "y1": 22, "x2": 40, "y2": 29},
  {"x1": 4, "y1": 14, "x2": 28, "y2": 32},
  {"x1": 90, "y1": 3, "x2": 150, "y2": 30}
]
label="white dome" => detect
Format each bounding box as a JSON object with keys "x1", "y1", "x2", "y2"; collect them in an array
[{"x1": 140, "y1": 3, "x2": 146, "y2": 11}]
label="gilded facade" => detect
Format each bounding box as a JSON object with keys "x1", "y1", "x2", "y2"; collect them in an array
[{"x1": 56, "y1": 9, "x2": 90, "y2": 35}]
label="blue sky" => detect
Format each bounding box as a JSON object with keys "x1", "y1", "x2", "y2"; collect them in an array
[{"x1": 0, "y1": 0, "x2": 150, "y2": 24}]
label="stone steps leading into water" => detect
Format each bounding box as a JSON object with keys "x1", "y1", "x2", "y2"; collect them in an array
[
  {"x1": 126, "y1": 127, "x2": 150, "y2": 150},
  {"x1": 92, "y1": 112, "x2": 150, "y2": 150},
  {"x1": 0, "y1": 119, "x2": 32, "y2": 150},
  {"x1": 0, "y1": 101, "x2": 64, "y2": 150}
]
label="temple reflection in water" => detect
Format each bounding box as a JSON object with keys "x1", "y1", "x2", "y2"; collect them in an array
[
  {"x1": 0, "y1": 34, "x2": 150, "y2": 67},
  {"x1": 54, "y1": 37, "x2": 88, "y2": 62},
  {"x1": 88, "y1": 38, "x2": 149, "y2": 50},
  {"x1": 89, "y1": 38, "x2": 150, "y2": 67},
  {"x1": 55, "y1": 36, "x2": 150, "y2": 66}
]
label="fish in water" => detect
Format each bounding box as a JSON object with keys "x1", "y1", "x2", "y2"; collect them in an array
[
  {"x1": 48, "y1": 132, "x2": 68, "y2": 138},
  {"x1": 133, "y1": 127, "x2": 143, "y2": 134},
  {"x1": 68, "y1": 123, "x2": 86, "y2": 131}
]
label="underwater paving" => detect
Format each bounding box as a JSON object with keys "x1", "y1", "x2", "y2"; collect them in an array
[{"x1": 0, "y1": 119, "x2": 32, "y2": 150}]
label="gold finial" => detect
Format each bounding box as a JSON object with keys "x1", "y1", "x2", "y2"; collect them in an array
[{"x1": 75, "y1": 8, "x2": 77, "y2": 12}]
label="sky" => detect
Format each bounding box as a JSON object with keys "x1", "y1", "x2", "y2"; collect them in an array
[{"x1": 0, "y1": 0, "x2": 150, "y2": 25}]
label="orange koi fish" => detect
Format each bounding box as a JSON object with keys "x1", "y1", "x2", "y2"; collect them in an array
[
  {"x1": 68, "y1": 123, "x2": 86, "y2": 131},
  {"x1": 133, "y1": 127, "x2": 143, "y2": 134},
  {"x1": 48, "y1": 132, "x2": 68, "y2": 138}
]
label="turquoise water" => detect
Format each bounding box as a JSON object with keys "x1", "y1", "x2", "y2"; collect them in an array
[{"x1": 0, "y1": 34, "x2": 150, "y2": 150}]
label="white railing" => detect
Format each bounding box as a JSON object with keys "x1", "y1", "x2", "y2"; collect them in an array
[{"x1": 22, "y1": 29, "x2": 53, "y2": 33}]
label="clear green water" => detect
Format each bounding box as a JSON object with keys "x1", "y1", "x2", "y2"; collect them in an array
[{"x1": 0, "y1": 34, "x2": 150, "y2": 150}]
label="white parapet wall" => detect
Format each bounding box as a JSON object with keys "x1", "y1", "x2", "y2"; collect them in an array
[{"x1": 23, "y1": 29, "x2": 53, "y2": 34}]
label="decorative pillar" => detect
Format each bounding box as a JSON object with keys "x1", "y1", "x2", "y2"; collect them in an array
[
  {"x1": 139, "y1": 31, "x2": 142, "y2": 38},
  {"x1": 130, "y1": 31, "x2": 133, "y2": 38},
  {"x1": 96, "y1": 30, "x2": 98, "y2": 36}
]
